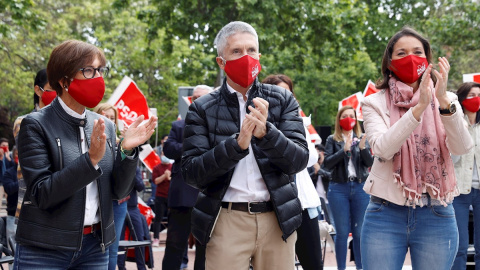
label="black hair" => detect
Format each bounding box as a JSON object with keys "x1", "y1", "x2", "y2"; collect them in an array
[{"x1": 33, "y1": 69, "x2": 48, "y2": 107}]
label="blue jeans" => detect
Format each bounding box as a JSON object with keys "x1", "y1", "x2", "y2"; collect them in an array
[
  {"x1": 361, "y1": 198, "x2": 458, "y2": 270},
  {"x1": 108, "y1": 200, "x2": 127, "y2": 270},
  {"x1": 327, "y1": 181, "x2": 369, "y2": 270},
  {"x1": 452, "y1": 189, "x2": 480, "y2": 270},
  {"x1": 13, "y1": 233, "x2": 108, "y2": 269}
]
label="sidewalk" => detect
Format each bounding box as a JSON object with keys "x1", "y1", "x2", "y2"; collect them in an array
[{"x1": 126, "y1": 230, "x2": 413, "y2": 270}]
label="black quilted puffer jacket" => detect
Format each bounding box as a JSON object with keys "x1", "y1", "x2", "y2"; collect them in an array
[
  {"x1": 181, "y1": 78, "x2": 309, "y2": 245},
  {"x1": 16, "y1": 97, "x2": 138, "y2": 251}
]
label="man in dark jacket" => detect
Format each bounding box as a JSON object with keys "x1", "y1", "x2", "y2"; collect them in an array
[
  {"x1": 181, "y1": 21, "x2": 309, "y2": 270},
  {"x1": 162, "y1": 85, "x2": 211, "y2": 270}
]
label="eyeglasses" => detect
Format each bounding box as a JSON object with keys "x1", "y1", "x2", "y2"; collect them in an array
[
  {"x1": 39, "y1": 87, "x2": 56, "y2": 92},
  {"x1": 79, "y1": 66, "x2": 109, "y2": 79}
]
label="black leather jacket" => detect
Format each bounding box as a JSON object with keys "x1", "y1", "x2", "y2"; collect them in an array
[
  {"x1": 324, "y1": 133, "x2": 374, "y2": 183},
  {"x1": 16, "y1": 98, "x2": 138, "y2": 251},
  {"x1": 181, "y1": 78, "x2": 309, "y2": 245}
]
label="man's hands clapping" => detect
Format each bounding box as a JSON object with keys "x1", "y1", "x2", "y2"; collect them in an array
[{"x1": 237, "y1": 97, "x2": 269, "y2": 150}]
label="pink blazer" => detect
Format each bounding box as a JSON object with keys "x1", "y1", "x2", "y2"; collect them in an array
[{"x1": 361, "y1": 90, "x2": 473, "y2": 205}]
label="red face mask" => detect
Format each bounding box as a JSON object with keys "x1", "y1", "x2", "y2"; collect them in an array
[
  {"x1": 0, "y1": 146, "x2": 8, "y2": 153},
  {"x1": 40, "y1": 88, "x2": 57, "y2": 106},
  {"x1": 339, "y1": 117, "x2": 356, "y2": 131},
  {"x1": 462, "y1": 96, "x2": 480, "y2": 113},
  {"x1": 67, "y1": 77, "x2": 105, "y2": 108},
  {"x1": 14, "y1": 156, "x2": 18, "y2": 164},
  {"x1": 390, "y1": 55, "x2": 429, "y2": 84},
  {"x1": 223, "y1": 55, "x2": 261, "y2": 88}
]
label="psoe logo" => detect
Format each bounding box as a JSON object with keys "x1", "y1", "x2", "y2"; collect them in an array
[
  {"x1": 251, "y1": 64, "x2": 259, "y2": 78},
  {"x1": 417, "y1": 63, "x2": 426, "y2": 76}
]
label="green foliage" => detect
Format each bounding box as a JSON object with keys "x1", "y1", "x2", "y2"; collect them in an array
[{"x1": 1, "y1": 0, "x2": 480, "y2": 141}]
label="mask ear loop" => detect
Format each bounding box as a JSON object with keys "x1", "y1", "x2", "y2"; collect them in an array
[{"x1": 219, "y1": 56, "x2": 226, "y2": 65}]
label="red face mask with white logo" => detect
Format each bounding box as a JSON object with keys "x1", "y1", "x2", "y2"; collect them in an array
[
  {"x1": 339, "y1": 117, "x2": 356, "y2": 131},
  {"x1": 390, "y1": 55, "x2": 429, "y2": 84},
  {"x1": 462, "y1": 96, "x2": 480, "y2": 113},
  {"x1": 67, "y1": 77, "x2": 105, "y2": 108},
  {"x1": 222, "y1": 55, "x2": 261, "y2": 88}
]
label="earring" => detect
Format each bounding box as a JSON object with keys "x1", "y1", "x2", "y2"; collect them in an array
[{"x1": 64, "y1": 84, "x2": 68, "y2": 91}]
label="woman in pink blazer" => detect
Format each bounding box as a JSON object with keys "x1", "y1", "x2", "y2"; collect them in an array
[{"x1": 360, "y1": 27, "x2": 473, "y2": 270}]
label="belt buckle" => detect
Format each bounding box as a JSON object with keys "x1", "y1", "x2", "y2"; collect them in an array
[{"x1": 248, "y1": 202, "x2": 261, "y2": 214}]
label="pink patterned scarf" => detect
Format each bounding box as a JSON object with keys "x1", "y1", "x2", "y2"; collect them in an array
[{"x1": 385, "y1": 77, "x2": 456, "y2": 206}]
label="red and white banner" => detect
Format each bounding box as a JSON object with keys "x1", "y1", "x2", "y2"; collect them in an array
[
  {"x1": 138, "y1": 144, "x2": 161, "y2": 173},
  {"x1": 299, "y1": 108, "x2": 322, "y2": 145},
  {"x1": 339, "y1": 92, "x2": 364, "y2": 121},
  {"x1": 463, "y1": 73, "x2": 480, "y2": 83},
  {"x1": 108, "y1": 76, "x2": 151, "y2": 130},
  {"x1": 363, "y1": 80, "x2": 379, "y2": 97}
]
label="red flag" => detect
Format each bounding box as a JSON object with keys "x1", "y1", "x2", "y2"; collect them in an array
[
  {"x1": 138, "y1": 144, "x2": 161, "y2": 172},
  {"x1": 339, "y1": 92, "x2": 364, "y2": 121},
  {"x1": 363, "y1": 80, "x2": 379, "y2": 97},
  {"x1": 463, "y1": 73, "x2": 480, "y2": 83},
  {"x1": 108, "y1": 76, "x2": 150, "y2": 128}
]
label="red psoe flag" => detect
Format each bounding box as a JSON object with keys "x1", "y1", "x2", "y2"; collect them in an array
[
  {"x1": 339, "y1": 92, "x2": 364, "y2": 121},
  {"x1": 463, "y1": 73, "x2": 480, "y2": 83},
  {"x1": 108, "y1": 76, "x2": 151, "y2": 130},
  {"x1": 363, "y1": 80, "x2": 379, "y2": 97},
  {"x1": 138, "y1": 144, "x2": 161, "y2": 173}
]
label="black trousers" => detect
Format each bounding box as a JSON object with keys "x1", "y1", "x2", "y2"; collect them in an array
[
  {"x1": 152, "y1": 196, "x2": 168, "y2": 239},
  {"x1": 295, "y1": 208, "x2": 324, "y2": 270},
  {"x1": 162, "y1": 207, "x2": 206, "y2": 270}
]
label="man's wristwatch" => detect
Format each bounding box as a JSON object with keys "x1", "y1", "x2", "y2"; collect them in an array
[{"x1": 439, "y1": 102, "x2": 456, "y2": 115}]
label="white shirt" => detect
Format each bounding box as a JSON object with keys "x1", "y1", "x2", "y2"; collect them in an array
[
  {"x1": 58, "y1": 97, "x2": 100, "y2": 226},
  {"x1": 296, "y1": 118, "x2": 321, "y2": 210},
  {"x1": 342, "y1": 133, "x2": 357, "y2": 178},
  {"x1": 222, "y1": 83, "x2": 270, "y2": 202}
]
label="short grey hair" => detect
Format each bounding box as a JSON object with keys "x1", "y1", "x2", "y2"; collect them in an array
[
  {"x1": 214, "y1": 21, "x2": 259, "y2": 57},
  {"x1": 193, "y1": 85, "x2": 213, "y2": 92}
]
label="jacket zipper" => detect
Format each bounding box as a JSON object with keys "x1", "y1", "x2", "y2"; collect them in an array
[
  {"x1": 97, "y1": 180, "x2": 106, "y2": 253},
  {"x1": 56, "y1": 138, "x2": 63, "y2": 170}
]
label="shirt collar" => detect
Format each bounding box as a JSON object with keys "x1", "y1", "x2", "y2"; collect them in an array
[
  {"x1": 58, "y1": 96, "x2": 86, "y2": 119},
  {"x1": 226, "y1": 82, "x2": 252, "y2": 101}
]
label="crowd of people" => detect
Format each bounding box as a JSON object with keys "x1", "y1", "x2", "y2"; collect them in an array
[{"x1": 0, "y1": 20, "x2": 479, "y2": 270}]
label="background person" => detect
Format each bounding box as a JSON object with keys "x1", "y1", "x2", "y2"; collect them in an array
[
  {"x1": 32, "y1": 69, "x2": 57, "y2": 111},
  {"x1": 14, "y1": 39, "x2": 157, "y2": 269},
  {"x1": 162, "y1": 85, "x2": 211, "y2": 270},
  {"x1": 262, "y1": 74, "x2": 323, "y2": 270},
  {"x1": 324, "y1": 105, "x2": 373, "y2": 270},
  {"x1": 181, "y1": 21, "x2": 308, "y2": 270},
  {"x1": 360, "y1": 27, "x2": 473, "y2": 270},
  {"x1": 117, "y1": 167, "x2": 150, "y2": 270},
  {"x1": 94, "y1": 102, "x2": 130, "y2": 270},
  {"x1": 151, "y1": 152, "x2": 172, "y2": 247},
  {"x1": 451, "y1": 81, "x2": 480, "y2": 269}
]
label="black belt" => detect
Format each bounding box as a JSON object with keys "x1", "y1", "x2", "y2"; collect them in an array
[
  {"x1": 370, "y1": 196, "x2": 389, "y2": 205},
  {"x1": 222, "y1": 201, "x2": 274, "y2": 214},
  {"x1": 348, "y1": 176, "x2": 360, "y2": 182}
]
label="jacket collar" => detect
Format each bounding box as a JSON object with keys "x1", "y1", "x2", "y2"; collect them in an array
[
  {"x1": 220, "y1": 78, "x2": 260, "y2": 104},
  {"x1": 50, "y1": 97, "x2": 88, "y2": 127}
]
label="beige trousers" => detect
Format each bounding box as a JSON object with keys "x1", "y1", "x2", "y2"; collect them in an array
[{"x1": 206, "y1": 206, "x2": 297, "y2": 270}]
